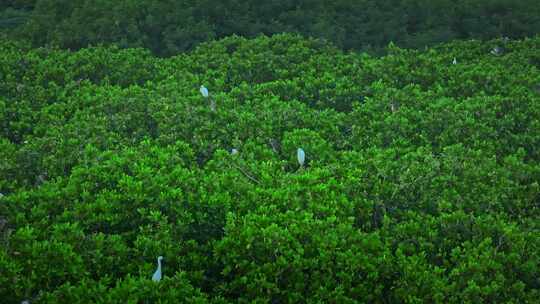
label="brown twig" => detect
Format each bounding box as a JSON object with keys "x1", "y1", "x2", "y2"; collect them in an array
[{"x1": 232, "y1": 163, "x2": 261, "y2": 185}]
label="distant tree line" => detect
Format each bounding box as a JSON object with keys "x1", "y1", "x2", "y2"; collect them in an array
[{"x1": 1, "y1": 0, "x2": 539, "y2": 56}]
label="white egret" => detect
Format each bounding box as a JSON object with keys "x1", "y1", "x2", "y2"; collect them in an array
[
  {"x1": 452, "y1": 57, "x2": 457, "y2": 65},
  {"x1": 200, "y1": 85, "x2": 209, "y2": 98},
  {"x1": 297, "y1": 148, "x2": 305, "y2": 167},
  {"x1": 490, "y1": 47, "x2": 502, "y2": 56},
  {"x1": 200, "y1": 85, "x2": 216, "y2": 111},
  {"x1": 152, "y1": 256, "x2": 163, "y2": 282},
  {"x1": 231, "y1": 148, "x2": 238, "y2": 155}
]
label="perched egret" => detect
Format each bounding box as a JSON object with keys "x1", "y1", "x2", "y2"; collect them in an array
[
  {"x1": 297, "y1": 148, "x2": 305, "y2": 167},
  {"x1": 490, "y1": 47, "x2": 502, "y2": 56},
  {"x1": 452, "y1": 57, "x2": 457, "y2": 65},
  {"x1": 152, "y1": 256, "x2": 163, "y2": 282},
  {"x1": 37, "y1": 174, "x2": 46, "y2": 185},
  {"x1": 200, "y1": 85, "x2": 209, "y2": 98},
  {"x1": 269, "y1": 138, "x2": 280, "y2": 154},
  {"x1": 231, "y1": 148, "x2": 238, "y2": 155}
]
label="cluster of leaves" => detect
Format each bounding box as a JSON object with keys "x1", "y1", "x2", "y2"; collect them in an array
[
  {"x1": 1, "y1": 33, "x2": 540, "y2": 302},
  {"x1": 2, "y1": 0, "x2": 540, "y2": 56}
]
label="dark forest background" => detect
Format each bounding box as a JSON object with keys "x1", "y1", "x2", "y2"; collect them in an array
[{"x1": 2, "y1": 0, "x2": 539, "y2": 56}]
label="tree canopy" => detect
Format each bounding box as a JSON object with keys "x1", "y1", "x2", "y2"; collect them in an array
[
  {"x1": 1, "y1": 33, "x2": 539, "y2": 302},
  {"x1": 1, "y1": 0, "x2": 539, "y2": 56}
]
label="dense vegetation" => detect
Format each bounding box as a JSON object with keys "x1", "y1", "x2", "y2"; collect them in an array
[
  {"x1": 1, "y1": 32, "x2": 539, "y2": 302},
  {"x1": 1, "y1": 0, "x2": 540, "y2": 56}
]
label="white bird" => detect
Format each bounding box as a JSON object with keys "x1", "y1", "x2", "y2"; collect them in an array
[
  {"x1": 200, "y1": 85, "x2": 209, "y2": 98},
  {"x1": 490, "y1": 47, "x2": 502, "y2": 56},
  {"x1": 152, "y1": 256, "x2": 163, "y2": 282},
  {"x1": 297, "y1": 148, "x2": 305, "y2": 167},
  {"x1": 452, "y1": 57, "x2": 457, "y2": 65},
  {"x1": 231, "y1": 148, "x2": 238, "y2": 155}
]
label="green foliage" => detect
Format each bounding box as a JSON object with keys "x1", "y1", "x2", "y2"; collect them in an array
[
  {"x1": 43, "y1": 272, "x2": 209, "y2": 303},
  {"x1": 2, "y1": 0, "x2": 539, "y2": 56},
  {"x1": 1, "y1": 34, "x2": 539, "y2": 302}
]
